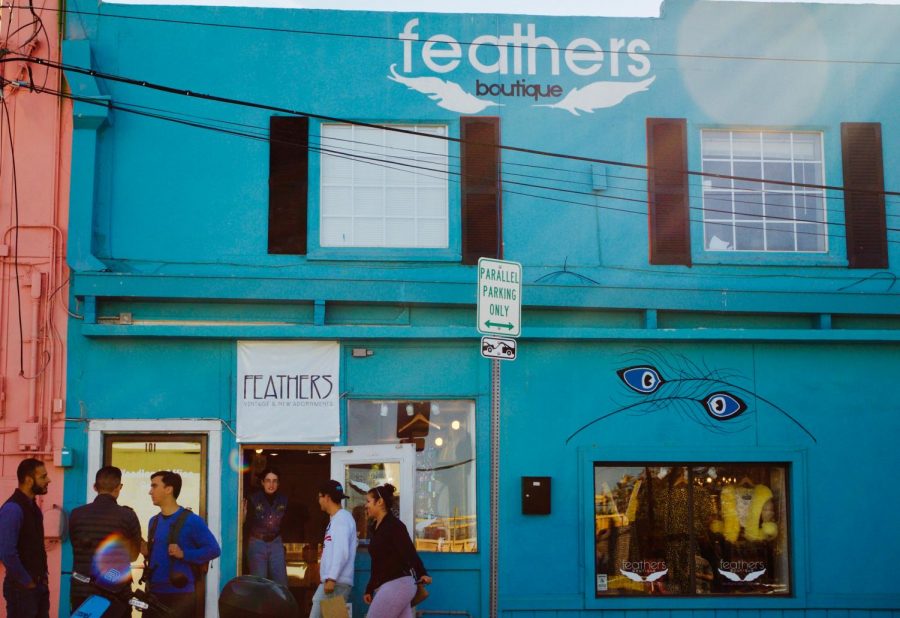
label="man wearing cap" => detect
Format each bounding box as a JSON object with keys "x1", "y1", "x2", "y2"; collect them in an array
[{"x1": 310, "y1": 480, "x2": 357, "y2": 618}]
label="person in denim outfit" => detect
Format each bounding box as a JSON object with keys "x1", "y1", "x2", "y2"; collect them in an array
[{"x1": 243, "y1": 467, "x2": 289, "y2": 585}]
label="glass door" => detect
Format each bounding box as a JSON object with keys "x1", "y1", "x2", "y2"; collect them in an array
[
  {"x1": 330, "y1": 444, "x2": 416, "y2": 544},
  {"x1": 104, "y1": 435, "x2": 207, "y2": 616}
]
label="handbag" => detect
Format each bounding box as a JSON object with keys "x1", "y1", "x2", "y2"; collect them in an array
[{"x1": 410, "y1": 582, "x2": 429, "y2": 607}]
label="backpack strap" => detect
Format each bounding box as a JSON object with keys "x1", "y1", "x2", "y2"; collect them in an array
[
  {"x1": 167, "y1": 508, "x2": 192, "y2": 546},
  {"x1": 167, "y1": 508, "x2": 209, "y2": 578},
  {"x1": 144, "y1": 509, "x2": 189, "y2": 573},
  {"x1": 140, "y1": 514, "x2": 160, "y2": 584}
]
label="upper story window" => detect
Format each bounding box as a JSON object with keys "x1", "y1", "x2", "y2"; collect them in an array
[
  {"x1": 319, "y1": 124, "x2": 449, "y2": 249},
  {"x1": 701, "y1": 130, "x2": 826, "y2": 253}
]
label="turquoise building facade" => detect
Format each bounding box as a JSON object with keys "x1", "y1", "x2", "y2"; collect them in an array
[{"x1": 59, "y1": 0, "x2": 899, "y2": 616}]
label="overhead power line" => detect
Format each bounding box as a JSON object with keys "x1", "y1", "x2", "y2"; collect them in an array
[
  {"x1": 12, "y1": 77, "x2": 900, "y2": 250},
  {"x1": 13, "y1": 4, "x2": 900, "y2": 67},
  {"x1": 3, "y1": 51, "x2": 899, "y2": 201}
]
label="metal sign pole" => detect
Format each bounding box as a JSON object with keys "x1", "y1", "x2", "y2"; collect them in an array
[{"x1": 489, "y1": 357, "x2": 500, "y2": 618}]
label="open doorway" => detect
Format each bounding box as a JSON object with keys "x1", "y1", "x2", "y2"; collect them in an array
[{"x1": 240, "y1": 446, "x2": 331, "y2": 616}]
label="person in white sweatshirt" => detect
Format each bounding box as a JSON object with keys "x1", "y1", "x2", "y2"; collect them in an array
[{"x1": 310, "y1": 480, "x2": 358, "y2": 618}]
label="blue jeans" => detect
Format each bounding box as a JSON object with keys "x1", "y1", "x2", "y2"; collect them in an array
[
  {"x1": 247, "y1": 536, "x2": 288, "y2": 586},
  {"x1": 309, "y1": 582, "x2": 352, "y2": 618},
  {"x1": 3, "y1": 578, "x2": 49, "y2": 618}
]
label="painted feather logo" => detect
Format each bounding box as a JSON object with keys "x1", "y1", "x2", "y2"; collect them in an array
[
  {"x1": 619, "y1": 568, "x2": 668, "y2": 583},
  {"x1": 388, "y1": 65, "x2": 501, "y2": 114},
  {"x1": 387, "y1": 65, "x2": 654, "y2": 115},
  {"x1": 565, "y1": 349, "x2": 816, "y2": 444},
  {"x1": 718, "y1": 567, "x2": 766, "y2": 582},
  {"x1": 534, "y1": 76, "x2": 655, "y2": 115}
]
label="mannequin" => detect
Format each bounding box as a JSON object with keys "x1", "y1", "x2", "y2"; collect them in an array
[{"x1": 710, "y1": 482, "x2": 778, "y2": 544}]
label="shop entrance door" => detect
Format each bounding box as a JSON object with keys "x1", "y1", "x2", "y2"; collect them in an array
[
  {"x1": 330, "y1": 444, "x2": 416, "y2": 543},
  {"x1": 86, "y1": 419, "x2": 222, "y2": 618},
  {"x1": 239, "y1": 446, "x2": 332, "y2": 616},
  {"x1": 104, "y1": 435, "x2": 207, "y2": 617}
]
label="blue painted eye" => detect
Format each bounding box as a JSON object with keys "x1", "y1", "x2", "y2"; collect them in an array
[
  {"x1": 617, "y1": 366, "x2": 664, "y2": 394},
  {"x1": 703, "y1": 392, "x2": 746, "y2": 420}
]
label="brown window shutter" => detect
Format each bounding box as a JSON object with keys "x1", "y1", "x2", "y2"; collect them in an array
[
  {"x1": 647, "y1": 118, "x2": 691, "y2": 266},
  {"x1": 461, "y1": 116, "x2": 501, "y2": 264},
  {"x1": 842, "y1": 122, "x2": 887, "y2": 269},
  {"x1": 268, "y1": 115, "x2": 309, "y2": 254}
]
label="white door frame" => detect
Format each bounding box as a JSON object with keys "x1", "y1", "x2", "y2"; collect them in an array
[
  {"x1": 87, "y1": 419, "x2": 222, "y2": 618},
  {"x1": 330, "y1": 443, "x2": 416, "y2": 538}
]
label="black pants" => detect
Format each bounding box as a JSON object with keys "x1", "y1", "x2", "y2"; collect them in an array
[{"x1": 3, "y1": 579, "x2": 49, "y2": 618}]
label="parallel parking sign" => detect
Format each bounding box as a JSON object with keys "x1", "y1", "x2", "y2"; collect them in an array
[{"x1": 477, "y1": 258, "x2": 522, "y2": 337}]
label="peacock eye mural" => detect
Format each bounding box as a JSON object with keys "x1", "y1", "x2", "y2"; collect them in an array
[
  {"x1": 704, "y1": 392, "x2": 747, "y2": 420},
  {"x1": 566, "y1": 350, "x2": 815, "y2": 445},
  {"x1": 617, "y1": 366, "x2": 664, "y2": 394}
]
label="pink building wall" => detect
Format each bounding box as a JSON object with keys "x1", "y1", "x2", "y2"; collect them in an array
[{"x1": 1, "y1": 2, "x2": 72, "y2": 615}]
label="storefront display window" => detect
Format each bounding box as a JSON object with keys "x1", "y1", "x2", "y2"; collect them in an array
[
  {"x1": 348, "y1": 400, "x2": 477, "y2": 552},
  {"x1": 594, "y1": 463, "x2": 790, "y2": 596}
]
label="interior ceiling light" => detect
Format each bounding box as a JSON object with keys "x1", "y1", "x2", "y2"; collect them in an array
[
  {"x1": 406, "y1": 404, "x2": 414, "y2": 417},
  {"x1": 380, "y1": 403, "x2": 389, "y2": 417},
  {"x1": 451, "y1": 420, "x2": 461, "y2": 430}
]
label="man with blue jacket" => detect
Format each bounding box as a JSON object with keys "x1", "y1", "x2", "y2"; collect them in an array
[{"x1": 144, "y1": 470, "x2": 221, "y2": 618}]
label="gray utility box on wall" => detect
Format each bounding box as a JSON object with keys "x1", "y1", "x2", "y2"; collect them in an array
[{"x1": 522, "y1": 476, "x2": 551, "y2": 515}]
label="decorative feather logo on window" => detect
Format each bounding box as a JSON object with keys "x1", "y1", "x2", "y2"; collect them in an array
[
  {"x1": 619, "y1": 568, "x2": 668, "y2": 583},
  {"x1": 566, "y1": 350, "x2": 815, "y2": 444},
  {"x1": 718, "y1": 567, "x2": 767, "y2": 582}
]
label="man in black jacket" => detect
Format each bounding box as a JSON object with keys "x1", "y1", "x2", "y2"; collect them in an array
[
  {"x1": 69, "y1": 465, "x2": 143, "y2": 615},
  {"x1": 0, "y1": 457, "x2": 51, "y2": 618}
]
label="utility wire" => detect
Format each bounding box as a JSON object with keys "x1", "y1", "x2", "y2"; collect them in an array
[
  {"x1": 15, "y1": 79, "x2": 893, "y2": 222},
  {"x1": 0, "y1": 94, "x2": 27, "y2": 376},
  {"x1": 0, "y1": 79, "x2": 877, "y2": 288},
  {"x1": 18, "y1": 79, "x2": 900, "y2": 254},
  {"x1": 46, "y1": 93, "x2": 899, "y2": 215},
  {"x1": 15, "y1": 4, "x2": 900, "y2": 67},
  {"x1": 7, "y1": 77, "x2": 879, "y2": 288},
  {"x1": 4, "y1": 51, "x2": 899, "y2": 201},
  {"x1": 14, "y1": 76, "x2": 900, "y2": 251}
]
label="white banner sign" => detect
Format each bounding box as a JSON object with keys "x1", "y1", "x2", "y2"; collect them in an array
[{"x1": 236, "y1": 341, "x2": 340, "y2": 443}]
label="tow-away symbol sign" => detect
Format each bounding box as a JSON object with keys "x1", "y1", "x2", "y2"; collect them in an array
[
  {"x1": 477, "y1": 258, "x2": 521, "y2": 337},
  {"x1": 481, "y1": 336, "x2": 517, "y2": 361}
]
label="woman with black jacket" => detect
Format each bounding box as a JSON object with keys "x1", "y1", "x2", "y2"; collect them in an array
[{"x1": 363, "y1": 484, "x2": 432, "y2": 618}]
